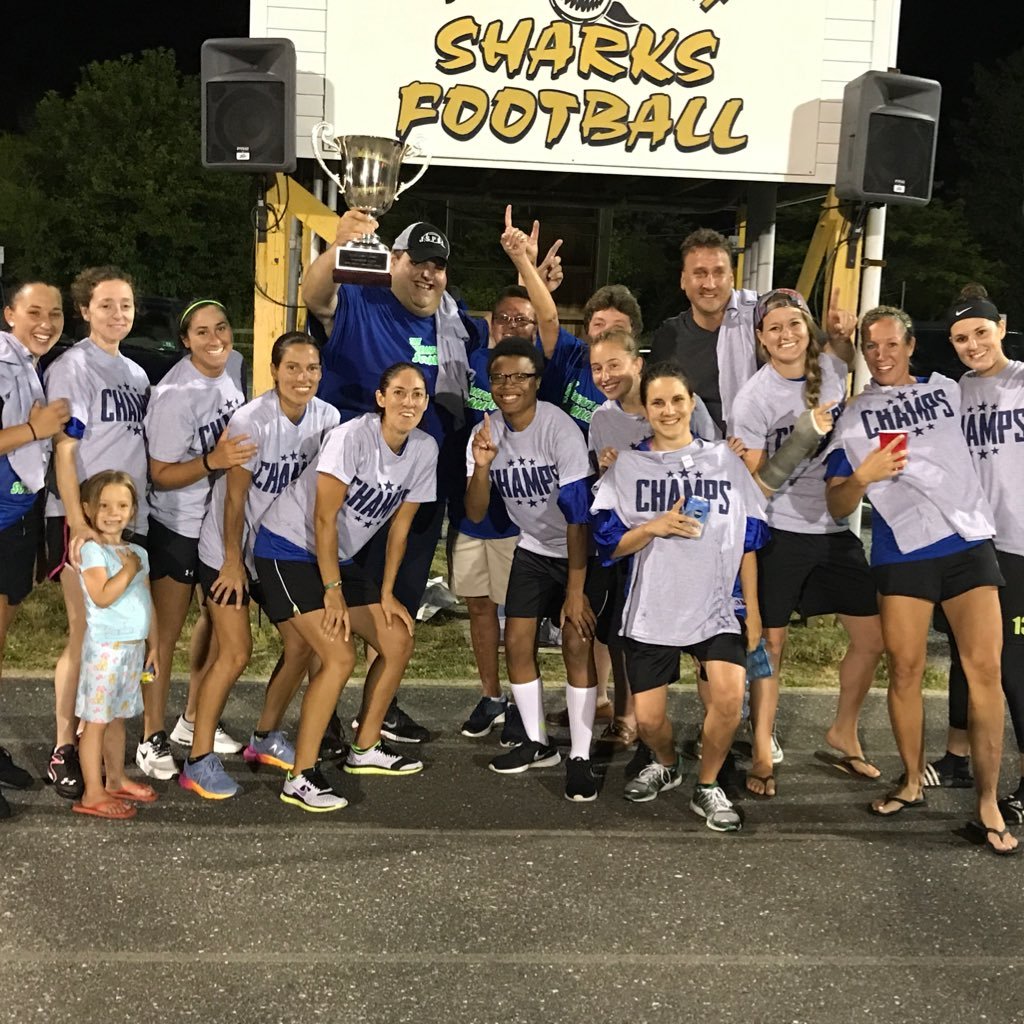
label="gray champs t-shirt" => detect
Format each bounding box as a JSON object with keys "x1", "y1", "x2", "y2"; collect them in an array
[
  {"x1": 260, "y1": 412, "x2": 438, "y2": 561},
  {"x1": 466, "y1": 401, "x2": 590, "y2": 560},
  {"x1": 591, "y1": 439, "x2": 766, "y2": 647},
  {"x1": 729, "y1": 352, "x2": 847, "y2": 534},
  {"x1": 44, "y1": 339, "x2": 151, "y2": 532},
  {"x1": 960, "y1": 360, "x2": 1024, "y2": 557},
  {"x1": 197, "y1": 391, "x2": 340, "y2": 574},
  {"x1": 145, "y1": 357, "x2": 246, "y2": 538},
  {"x1": 830, "y1": 374, "x2": 994, "y2": 552}
]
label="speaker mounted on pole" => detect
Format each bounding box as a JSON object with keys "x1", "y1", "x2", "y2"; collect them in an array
[
  {"x1": 201, "y1": 38, "x2": 296, "y2": 173},
  {"x1": 835, "y1": 71, "x2": 941, "y2": 207}
]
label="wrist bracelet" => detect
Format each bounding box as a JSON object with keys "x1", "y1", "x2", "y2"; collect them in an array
[
  {"x1": 202, "y1": 452, "x2": 213, "y2": 473},
  {"x1": 27, "y1": 420, "x2": 38, "y2": 440},
  {"x1": 323, "y1": 579, "x2": 343, "y2": 592}
]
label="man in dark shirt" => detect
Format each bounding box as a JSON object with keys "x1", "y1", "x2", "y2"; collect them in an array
[{"x1": 648, "y1": 228, "x2": 759, "y2": 434}]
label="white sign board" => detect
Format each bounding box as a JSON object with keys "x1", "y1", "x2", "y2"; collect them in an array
[{"x1": 252, "y1": 0, "x2": 901, "y2": 184}]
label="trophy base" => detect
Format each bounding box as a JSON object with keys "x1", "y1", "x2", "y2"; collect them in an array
[{"x1": 333, "y1": 243, "x2": 391, "y2": 285}]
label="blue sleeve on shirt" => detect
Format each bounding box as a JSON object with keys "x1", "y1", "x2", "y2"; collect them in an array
[
  {"x1": 65, "y1": 417, "x2": 86, "y2": 440},
  {"x1": 744, "y1": 517, "x2": 770, "y2": 552},
  {"x1": 824, "y1": 448, "x2": 853, "y2": 479},
  {"x1": 591, "y1": 508, "x2": 629, "y2": 565},
  {"x1": 556, "y1": 478, "x2": 591, "y2": 526}
]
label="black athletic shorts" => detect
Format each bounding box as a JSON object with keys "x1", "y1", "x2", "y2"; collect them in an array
[
  {"x1": 45, "y1": 515, "x2": 148, "y2": 579},
  {"x1": 585, "y1": 557, "x2": 629, "y2": 648},
  {"x1": 933, "y1": 547, "x2": 1023, "y2": 645},
  {"x1": 148, "y1": 517, "x2": 199, "y2": 584},
  {"x1": 504, "y1": 546, "x2": 573, "y2": 622},
  {"x1": 624, "y1": 632, "x2": 746, "y2": 694},
  {"x1": 758, "y1": 528, "x2": 877, "y2": 627},
  {"x1": 873, "y1": 540, "x2": 1004, "y2": 603},
  {"x1": 196, "y1": 559, "x2": 257, "y2": 608},
  {"x1": 0, "y1": 508, "x2": 41, "y2": 605},
  {"x1": 253, "y1": 556, "x2": 380, "y2": 624}
]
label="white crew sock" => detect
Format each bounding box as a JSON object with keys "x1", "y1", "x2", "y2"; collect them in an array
[
  {"x1": 510, "y1": 678, "x2": 547, "y2": 744},
  {"x1": 566, "y1": 685, "x2": 597, "y2": 760}
]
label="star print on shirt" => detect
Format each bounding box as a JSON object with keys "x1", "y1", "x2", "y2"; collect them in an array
[{"x1": 913, "y1": 427, "x2": 924, "y2": 437}]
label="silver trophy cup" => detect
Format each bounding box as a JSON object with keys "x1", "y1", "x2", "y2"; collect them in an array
[{"x1": 311, "y1": 124, "x2": 430, "y2": 283}]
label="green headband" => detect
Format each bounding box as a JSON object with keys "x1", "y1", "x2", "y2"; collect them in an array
[{"x1": 180, "y1": 299, "x2": 226, "y2": 329}]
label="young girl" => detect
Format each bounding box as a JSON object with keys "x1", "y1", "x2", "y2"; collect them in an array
[
  {"x1": 44, "y1": 266, "x2": 150, "y2": 801},
  {"x1": 180, "y1": 332, "x2": 339, "y2": 800},
  {"x1": 591, "y1": 362, "x2": 768, "y2": 831},
  {"x1": 74, "y1": 470, "x2": 159, "y2": 819},
  {"x1": 729, "y1": 288, "x2": 883, "y2": 797},
  {"x1": 253, "y1": 362, "x2": 438, "y2": 812}
]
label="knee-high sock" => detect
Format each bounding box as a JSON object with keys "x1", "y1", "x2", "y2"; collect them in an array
[
  {"x1": 566, "y1": 684, "x2": 597, "y2": 760},
  {"x1": 511, "y1": 679, "x2": 546, "y2": 744}
]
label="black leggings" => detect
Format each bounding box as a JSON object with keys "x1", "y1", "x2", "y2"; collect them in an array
[{"x1": 942, "y1": 549, "x2": 1024, "y2": 753}]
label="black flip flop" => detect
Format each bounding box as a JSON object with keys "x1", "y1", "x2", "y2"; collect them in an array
[
  {"x1": 958, "y1": 820, "x2": 1022, "y2": 857},
  {"x1": 869, "y1": 792, "x2": 926, "y2": 817},
  {"x1": 815, "y1": 750, "x2": 881, "y2": 781}
]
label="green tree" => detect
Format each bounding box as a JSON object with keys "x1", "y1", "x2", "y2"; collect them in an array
[
  {"x1": 0, "y1": 50, "x2": 253, "y2": 319},
  {"x1": 955, "y1": 48, "x2": 1024, "y2": 322}
]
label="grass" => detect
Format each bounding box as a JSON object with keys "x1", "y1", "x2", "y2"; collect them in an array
[{"x1": 3, "y1": 545, "x2": 948, "y2": 689}]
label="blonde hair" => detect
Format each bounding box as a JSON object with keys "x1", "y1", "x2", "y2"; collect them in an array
[
  {"x1": 80, "y1": 470, "x2": 139, "y2": 529},
  {"x1": 589, "y1": 327, "x2": 640, "y2": 358}
]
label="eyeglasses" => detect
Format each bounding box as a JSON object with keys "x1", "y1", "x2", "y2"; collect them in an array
[
  {"x1": 488, "y1": 372, "x2": 537, "y2": 386},
  {"x1": 492, "y1": 314, "x2": 536, "y2": 328}
]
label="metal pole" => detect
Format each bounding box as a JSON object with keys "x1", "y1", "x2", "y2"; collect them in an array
[{"x1": 848, "y1": 203, "x2": 887, "y2": 539}]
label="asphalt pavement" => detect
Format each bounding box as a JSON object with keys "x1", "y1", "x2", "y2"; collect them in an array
[{"x1": 1, "y1": 676, "x2": 1021, "y2": 1024}]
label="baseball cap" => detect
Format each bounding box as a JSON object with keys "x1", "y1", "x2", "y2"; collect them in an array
[
  {"x1": 392, "y1": 222, "x2": 450, "y2": 266},
  {"x1": 754, "y1": 287, "x2": 811, "y2": 331}
]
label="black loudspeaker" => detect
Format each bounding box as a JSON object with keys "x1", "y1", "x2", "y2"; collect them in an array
[
  {"x1": 201, "y1": 38, "x2": 296, "y2": 172},
  {"x1": 835, "y1": 71, "x2": 941, "y2": 206}
]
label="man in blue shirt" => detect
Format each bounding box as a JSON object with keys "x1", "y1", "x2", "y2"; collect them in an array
[{"x1": 305, "y1": 213, "x2": 485, "y2": 743}]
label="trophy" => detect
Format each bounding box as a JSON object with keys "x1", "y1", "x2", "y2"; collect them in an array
[{"x1": 311, "y1": 124, "x2": 430, "y2": 284}]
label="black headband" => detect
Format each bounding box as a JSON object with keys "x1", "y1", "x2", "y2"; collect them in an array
[{"x1": 946, "y1": 298, "x2": 1000, "y2": 331}]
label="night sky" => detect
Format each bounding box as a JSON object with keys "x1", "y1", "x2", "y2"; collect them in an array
[{"x1": 3, "y1": 1, "x2": 1020, "y2": 171}]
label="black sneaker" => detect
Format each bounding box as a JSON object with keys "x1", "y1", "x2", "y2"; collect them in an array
[
  {"x1": 489, "y1": 740, "x2": 561, "y2": 775},
  {"x1": 922, "y1": 753, "x2": 973, "y2": 788},
  {"x1": 564, "y1": 756, "x2": 598, "y2": 802},
  {"x1": 320, "y1": 712, "x2": 349, "y2": 761},
  {"x1": 461, "y1": 696, "x2": 507, "y2": 738},
  {"x1": 499, "y1": 703, "x2": 529, "y2": 748},
  {"x1": 353, "y1": 699, "x2": 430, "y2": 744},
  {"x1": 625, "y1": 739, "x2": 652, "y2": 779},
  {"x1": 0, "y1": 746, "x2": 33, "y2": 789},
  {"x1": 998, "y1": 792, "x2": 1024, "y2": 826},
  {"x1": 47, "y1": 744, "x2": 84, "y2": 800},
  {"x1": 0, "y1": 788, "x2": 10, "y2": 819}
]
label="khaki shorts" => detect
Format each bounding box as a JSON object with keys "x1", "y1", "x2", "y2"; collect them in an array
[{"x1": 450, "y1": 533, "x2": 518, "y2": 604}]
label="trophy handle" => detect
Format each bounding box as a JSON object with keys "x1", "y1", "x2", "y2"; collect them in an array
[
  {"x1": 394, "y1": 139, "x2": 431, "y2": 202},
  {"x1": 311, "y1": 122, "x2": 346, "y2": 194}
]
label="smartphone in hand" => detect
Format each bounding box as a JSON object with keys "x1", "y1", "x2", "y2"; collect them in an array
[{"x1": 682, "y1": 494, "x2": 711, "y2": 537}]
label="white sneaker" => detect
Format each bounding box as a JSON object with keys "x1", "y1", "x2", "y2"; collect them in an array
[
  {"x1": 770, "y1": 730, "x2": 784, "y2": 765},
  {"x1": 343, "y1": 741, "x2": 423, "y2": 776},
  {"x1": 280, "y1": 767, "x2": 348, "y2": 813},
  {"x1": 136, "y1": 731, "x2": 179, "y2": 780},
  {"x1": 170, "y1": 714, "x2": 244, "y2": 755}
]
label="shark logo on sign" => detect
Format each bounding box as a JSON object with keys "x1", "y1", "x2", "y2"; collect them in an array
[{"x1": 549, "y1": 0, "x2": 637, "y2": 26}]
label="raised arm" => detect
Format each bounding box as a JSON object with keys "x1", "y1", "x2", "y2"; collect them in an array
[
  {"x1": 302, "y1": 211, "x2": 380, "y2": 331},
  {"x1": 501, "y1": 205, "x2": 561, "y2": 358}
]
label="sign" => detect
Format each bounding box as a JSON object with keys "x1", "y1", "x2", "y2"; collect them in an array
[{"x1": 254, "y1": 0, "x2": 899, "y2": 183}]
